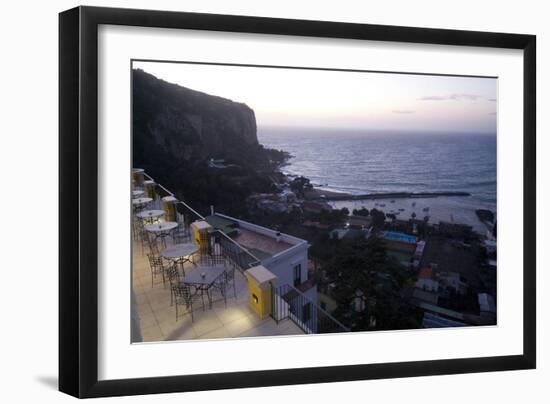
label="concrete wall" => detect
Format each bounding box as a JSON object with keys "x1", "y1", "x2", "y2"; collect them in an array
[
  {"x1": 216, "y1": 213, "x2": 306, "y2": 245},
  {"x1": 416, "y1": 278, "x2": 439, "y2": 292},
  {"x1": 263, "y1": 244, "x2": 309, "y2": 292}
]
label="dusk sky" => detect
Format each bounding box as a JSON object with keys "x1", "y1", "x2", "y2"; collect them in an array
[{"x1": 133, "y1": 61, "x2": 497, "y2": 134}]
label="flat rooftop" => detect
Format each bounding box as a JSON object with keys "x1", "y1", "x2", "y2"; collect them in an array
[
  {"x1": 233, "y1": 227, "x2": 293, "y2": 257},
  {"x1": 206, "y1": 214, "x2": 300, "y2": 259}
]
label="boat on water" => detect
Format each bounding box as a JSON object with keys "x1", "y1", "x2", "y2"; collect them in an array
[
  {"x1": 391, "y1": 200, "x2": 395, "y2": 203},
  {"x1": 398, "y1": 208, "x2": 405, "y2": 212},
  {"x1": 379, "y1": 203, "x2": 386, "y2": 207},
  {"x1": 423, "y1": 207, "x2": 430, "y2": 212}
]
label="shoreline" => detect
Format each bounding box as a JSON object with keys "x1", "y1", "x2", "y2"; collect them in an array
[
  {"x1": 274, "y1": 157, "x2": 493, "y2": 235},
  {"x1": 278, "y1": 156, "x2": 472, "y2": 202},
  {"x1": 304, "y1": 187, "x2": 471, "y2": 201}
]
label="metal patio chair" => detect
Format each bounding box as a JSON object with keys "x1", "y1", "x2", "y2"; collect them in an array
[
  {"x1": 147, "y1": 253, "x2": 166, "y2": 287},
  {"x1": 172, "y1": 283, "x2": 202, "y2": 322}
]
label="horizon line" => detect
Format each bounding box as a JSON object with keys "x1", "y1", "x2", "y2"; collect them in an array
[{"x1": 257, "y1": 125, "x2": 497, "y2": 136}]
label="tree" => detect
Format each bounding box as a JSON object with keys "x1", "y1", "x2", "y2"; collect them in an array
[
  {"x1": 353, "y1": 207, "x2": 369, "y2": 217},
  {"x1": 289, "y1": 176, "x2": 312, "y2": 198},
  {"x1": 323, "y1": 237, "x2": 419, "y2": 331},
  {"x1": 369, "y1": 208, "x2": 386, "y2": 229},
  {"x1": 369, "y1": 292, "x2": 422, "y2": 331},
  {"x1": 316, "y1": 208, "x2": 349, "y2": 227}
]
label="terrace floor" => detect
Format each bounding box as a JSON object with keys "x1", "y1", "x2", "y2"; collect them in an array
[{"x1": 132, "y1": 237, "x2": 304, "y2": 342}]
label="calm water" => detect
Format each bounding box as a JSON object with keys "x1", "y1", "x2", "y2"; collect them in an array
[{"x1": 258, "y1": 127, "x2": 497, "y2": 233}]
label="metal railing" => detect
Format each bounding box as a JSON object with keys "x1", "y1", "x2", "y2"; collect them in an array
[
  {"x1": 271, "y1": 283, "x2": 350, "y2": 334},
  {"x1": 210, "y1": 230, "x2": 261, "y2": 273},
  {"x1": 141, "y1": 172, "x2": 259, "y2": 273},
  {"x1": 174, "y1": 200, "x2": 205, "y2": 235},
  {"x1": 138, "y1": 170, "x2": 348, "y2": 335},
  {"x1": 153, "y1": 182, "x2": 173, "y2": 198}
]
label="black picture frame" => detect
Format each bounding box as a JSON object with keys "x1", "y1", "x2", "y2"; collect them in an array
[{"x1": 59, "y1": 6, "x2": 536, "y2": 398}]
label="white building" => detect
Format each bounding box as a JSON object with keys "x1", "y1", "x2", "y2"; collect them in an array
[
  {"x1": 439, "y1": 271, "x2": 468, "y2": 295},
  {"x1": 212, "y1": 214, "x2": 309, "y2": 288},
  {"x1": 209, "y1": 213, "x2": 319, "y2": 332},
  {"x1": 478, "y1": 292, "x2": 496, "y2": 321},
  {"x1": 416, "y1": 267, "x2": 439, "y2": 292},
  {"x1": 484, "y1": 239, "x2": 497, "y2": 254}
]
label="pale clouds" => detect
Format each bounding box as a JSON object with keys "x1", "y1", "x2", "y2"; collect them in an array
[
  {"x1": 133, "y1": 60, "x2": 497, "y2": 133},
  {"x1": 420, "y1": 93, "x2": 484, "y2": 101}
]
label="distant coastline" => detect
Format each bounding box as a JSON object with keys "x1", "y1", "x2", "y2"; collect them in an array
[
  {"x1": 304, "y1": 187, "x2": 471, "y2": 202},
  {"x1": 260, "y1": 128, "x2": 496, "y2": 205},
  {"x1": 257, "y1": 127, "x2": 496, "y2": 234}
]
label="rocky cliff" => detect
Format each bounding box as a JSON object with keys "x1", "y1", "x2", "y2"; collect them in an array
[
  {"x1": 133, "y1": 68, "x2": 262, "y2": 166},
  {"x1": 132, "y1": 68, "x2": 286, "y2": 216}
]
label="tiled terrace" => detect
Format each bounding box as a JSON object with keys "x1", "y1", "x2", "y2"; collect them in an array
[{"x1": 132, "y1": 237, "x2": 304, "y2": 342}]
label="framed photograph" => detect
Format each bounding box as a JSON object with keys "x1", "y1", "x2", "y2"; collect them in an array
[{"x1": 59, "y1": 6, "x2": 536, "y2": 398}]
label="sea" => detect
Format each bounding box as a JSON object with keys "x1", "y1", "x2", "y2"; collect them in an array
[{"x1": 258, "y1": 126, "x2": 497, "y2": 234}]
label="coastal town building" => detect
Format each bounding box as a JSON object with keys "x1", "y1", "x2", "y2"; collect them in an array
[
  {"x1": 414, "y1": 240, "x2": 426, "y2": 260},
  {"x1": 412, "y1": 240, "x2": 426, "y2": 268},
  {"x1": 416, "y1": 302, "x2": 467, "y2": 325},
  {"x1": 207, "y1": 158, "x2": 227, "y2": 169},
  {"x1": 247, "y1": 190, "x2": 301, "y2": 214},
  {"x1": 478, "y1": 293, "x2": 496, "y2": 322},
  {"x1": 348, "y1": 215, "x2": 372, "y2": 229},
  {"x1": 330, "y1": 228, "x2": 349, "y2": 240},
  {"x1": 422, "y1": 312, "x2": 466, "y2": 328},
  {"x1": 411, "y1": 288, "x2": 439, "y2": 305},
  {"x1": 484, "y1": 239, "x2": 497, "y2": 254},
  {"x1": 317, "y1": 287, "x2": 338, "y2": 314},
  {"x1": 438, "y1": 271, "x2": 468, "y2": 295},
  {"x1": 329, "y1": 228, "x2": 368, "y2": 241},
  {"x1": 416, "y1": 267, "x2": 439, "y2": 292}
]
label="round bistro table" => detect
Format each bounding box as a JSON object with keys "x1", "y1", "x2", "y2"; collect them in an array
[
  {"x1": 136, "y1": 209, "x2": 164, "y2": 224},
  {"x1": 161, "y1": 243, "x2": 199, "y2": 270},
  {"x1": 145, "y1": 221, "x2": 178, "y2": 248}
]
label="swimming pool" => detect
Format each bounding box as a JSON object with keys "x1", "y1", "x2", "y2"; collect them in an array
[{"x1": 382, "y1": 231, "x2": 417, "y2": 244}]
